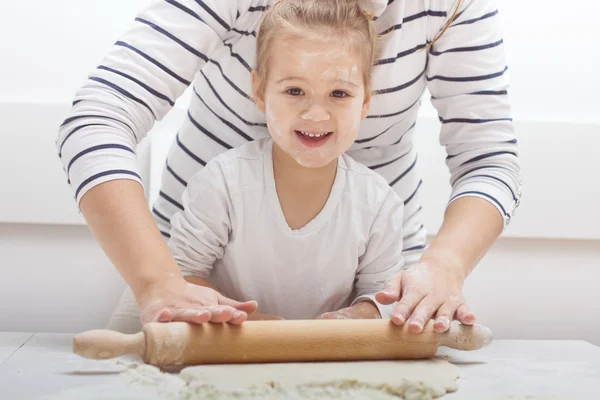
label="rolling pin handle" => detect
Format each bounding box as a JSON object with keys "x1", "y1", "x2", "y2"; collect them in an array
[
  {"x1": 437, "y1": 321, "x2": 493, "y2": 351},
  {"x1": 72, "y1": 330, "x2": 146, "y2": 360}
]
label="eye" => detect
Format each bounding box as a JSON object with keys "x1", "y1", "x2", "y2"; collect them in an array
[
  {"x1": 331, "y1": 90, "x2": 350, "y2": 98},
  {"x1": 286, "y1": 88, "x2": 304, "y2": 96}
]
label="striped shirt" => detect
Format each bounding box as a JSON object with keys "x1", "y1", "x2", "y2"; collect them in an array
[{"x1": 56, "y1": 0, "x2": 522, "y2": 266}]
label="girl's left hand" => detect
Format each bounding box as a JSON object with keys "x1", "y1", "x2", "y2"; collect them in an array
[
  {"x1": 317, "y1": 301, "x2": 381, "y2": 320},
  {"x1": 375, "y1": 259, "x2": 476, "y2": 333}
]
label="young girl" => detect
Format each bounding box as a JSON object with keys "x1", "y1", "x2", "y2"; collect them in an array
[{"x1": 165, "y1": 0, "x2": 405, "y2": 322}]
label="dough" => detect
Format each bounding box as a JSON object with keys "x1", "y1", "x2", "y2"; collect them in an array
[{"x1": 121, "y1": 358, "x2": 460, "y2": 399}]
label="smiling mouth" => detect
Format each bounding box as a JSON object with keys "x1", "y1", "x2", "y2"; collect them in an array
[
  {"x1": 294, "y1": 130, "x2": 333, "y2": 138},
  {"x1": 294, "y1": 130, "x2": 333, "y2": 148}
]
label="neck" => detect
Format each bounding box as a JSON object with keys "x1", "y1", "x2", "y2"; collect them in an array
[{"x1": 272, "y1": 142, "x2": 337, "y2": 188}]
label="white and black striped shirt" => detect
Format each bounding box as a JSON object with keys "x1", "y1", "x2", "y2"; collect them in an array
[{"x1": 56, "y1": 0, "x2": 521, "y2": 265}]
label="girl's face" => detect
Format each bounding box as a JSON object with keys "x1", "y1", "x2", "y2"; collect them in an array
[{"x1": 252, "y1": 34, "x2": 371, "y2": 168}]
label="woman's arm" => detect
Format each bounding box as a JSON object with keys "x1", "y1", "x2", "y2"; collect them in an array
[
  {"x1": 421, "y1": 197, "x2": 503, "y2": 281},
  {"x1": 426, "y1": 0, "x2": 522, "y2": 224},
  {"x1": 81, "y1": 178, "x2": 257, "y2": 324},
  {"x1": 61, "y1": 0, "x2": 250, "y2": 323},
  {"x1": 80, "y1": 179, "x2": 183, "y2": 302},
  {"x1": 377, "y1": 0, "x2": 522, "y2": 332},
  {"x1": 376, "y1": 196, "x2": 501, "y2": 331}
]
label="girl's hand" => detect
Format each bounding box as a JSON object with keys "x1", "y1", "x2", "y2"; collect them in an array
[
  {"x1": 137, "y1": 276, "x2": 258, "y2": 325},
  {"x1": 375, "y1": 259, "x2": 476, "y2": 333},
  {"x1": 317, "y1": 301, "x2": 381, "y2": 320}
]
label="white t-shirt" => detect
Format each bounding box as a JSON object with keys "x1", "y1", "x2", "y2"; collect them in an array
[{"x1": 168, "y1": 138, "x2": 405, "y2": 319}]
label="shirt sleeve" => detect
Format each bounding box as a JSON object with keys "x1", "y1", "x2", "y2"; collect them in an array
[
  {"x1": 55, "y1": 0, "x2": 248, "y2": 208},
  {"x1": 426, "y1": 0, "x2": 523, "y2": 227},
  {"x1": 351, "y1": 188, "x2": 405, "y2": 319},
  {"x1": 167, "y1": 157, "x2": 232, "y2": 278}
]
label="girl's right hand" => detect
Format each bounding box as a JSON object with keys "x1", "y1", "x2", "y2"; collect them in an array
[{"x1": 136, "y1": 276, "x2": 258, "y2": 325}]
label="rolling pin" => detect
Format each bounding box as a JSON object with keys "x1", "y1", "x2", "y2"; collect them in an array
[{"x1": 73, "y1": 319, "x2": 492, "y2": 367}]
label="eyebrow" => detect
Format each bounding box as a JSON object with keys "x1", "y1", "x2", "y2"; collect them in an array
[{"x1": 275, "y1": 76, "x2": 360, "y2": 88}]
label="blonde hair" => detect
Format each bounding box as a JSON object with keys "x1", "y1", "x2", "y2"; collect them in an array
[
  {"x1": 254, "y1": 0, "x2": 381, "y2": 94},
  {"x1": 254, "y1": 0, "x2": 464, "y2": 91}
]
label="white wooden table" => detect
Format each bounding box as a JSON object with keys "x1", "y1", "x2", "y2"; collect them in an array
[{"x1": 1, "y1": 332, "x2": 599, "y2": 399}]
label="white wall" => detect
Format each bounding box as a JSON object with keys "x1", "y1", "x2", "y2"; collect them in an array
[
  {"x1": 0, "y1": 0, "x2": 599, "y2": 345},
  {"x1": 0, "y1": 0, "x2": 154, "y2": 103}
]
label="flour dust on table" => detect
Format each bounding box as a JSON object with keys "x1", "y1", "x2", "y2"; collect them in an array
[{"x1": 119, "y1": 358, "x2": 460, "y2": 399}]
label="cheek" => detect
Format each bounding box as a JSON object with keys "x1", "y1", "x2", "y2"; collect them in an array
[
  {"x1": 337, "y1": 99, "x2": 365, "y2": 131},
  {"x1": 265, "y1": 99, "x2": 290, "y2": 137}
]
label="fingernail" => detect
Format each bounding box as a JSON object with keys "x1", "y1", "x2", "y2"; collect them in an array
[
  {"x1": 383, "y1": 288, "x2": 396, "y2": 296},
  {"x1": 233, "y1": 311, "x2": 242, "y2": 318},
  {"x1": 392, "y1": 313, "x2": 405, "y2": 324},
  {"x1": 410, "y1": 318, "x2": 422, "y2": 329},
  {"x1": 157, "y1": 310, "x2": 170, "y2": 322}
]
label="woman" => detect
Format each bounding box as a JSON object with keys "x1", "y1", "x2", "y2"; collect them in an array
[{"x1": 56, "y1": 0, "x2": 521, "y2": 334}]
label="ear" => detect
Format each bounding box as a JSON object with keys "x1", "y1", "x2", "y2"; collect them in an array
[
  {"x1": 361, "y1": 89, "x2": 372, "y2": 120},
  {"x1": 251, "y1": 69, "x2": 266, "y2": 113}
]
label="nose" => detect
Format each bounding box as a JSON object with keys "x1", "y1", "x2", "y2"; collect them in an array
[{"x1": 301, "y1": 103, "x2": 330, "y2": 122}]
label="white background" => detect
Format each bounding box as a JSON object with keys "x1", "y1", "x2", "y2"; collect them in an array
[{"x1": 0, "y1": 1, "x2": 599, "y2": 345}]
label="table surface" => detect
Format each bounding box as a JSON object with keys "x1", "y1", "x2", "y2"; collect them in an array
[{"x1": 1, "y1": 332, "x2": 599, "y2": 399}]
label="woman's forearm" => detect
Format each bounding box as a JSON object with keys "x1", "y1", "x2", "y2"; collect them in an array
[
  {"x1": 79, "y1": 179, "x2": 183, "y2": 298},
  {"x1": 420, "y1": 196, "x2": 504, "y2": 278}
]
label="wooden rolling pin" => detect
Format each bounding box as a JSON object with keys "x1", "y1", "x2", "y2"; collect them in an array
[{"x1": 73, "y1": 319, "x2": 492, "y2": 367}]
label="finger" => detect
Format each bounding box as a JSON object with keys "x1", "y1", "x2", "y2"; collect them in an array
[
  {"x1": 228, "y1": 310, "x2": 249, "y2": 325},
  {"x1": 187, "y1": 310, "x2": 212, "y2": 324},
  {"x1": 407, "y1": 296, "x2": 444, "y2": 333},
  {"x1": 169, "y1": 308, "x2": 212, "y2": 324},
  {"x1": 207, "y1": 306, "x2": 237, "y2": 323},
  {"x1": 216, "y1": 293, "x2": 258, "y2": 314},
  {"x1": 391, "y1": 291, "x2": 426, "y2": 326},
  {"x1": 319, "y1": 313, "x2": 349, "y2": 320},
  {"x1": 155, "y1": 309, "x2": 173, "y2": 323},
  {"x1": 433, "y1": 300, "x2": 462, "y2": 333},
  {"x1": 236, "y1": 301, "x2": 259, "y2": 314},
  {"x1": 456, "y1": 303, "x2": 476, "y2": 325},
  {"x1": 316, "y1": 313, "x2": 334, "y2": 320},
  {"x1": 375, "y1": 271, "x2": 402, "y2": 305}
]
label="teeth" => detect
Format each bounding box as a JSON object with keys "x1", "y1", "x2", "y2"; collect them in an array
[{"x1": 299, "y1": 131, "x2": 329, "y2": 138}]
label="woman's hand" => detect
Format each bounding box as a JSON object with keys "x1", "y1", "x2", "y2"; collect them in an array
[
  {"x1": 137, "y1": 276, "x2": 258, "y2": 325},
  {"x1": 247, "y1": 312, "x2": 285, "y2": 321},
  {"x1": 375, "y1": 259, "x2": 476, "y2": 333},
  {"x1": 317, "y1": 301, "x2": 381, "y2": 320}
]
